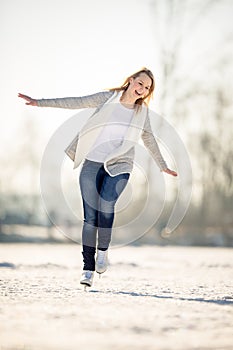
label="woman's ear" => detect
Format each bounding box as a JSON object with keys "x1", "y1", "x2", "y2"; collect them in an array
[{"x1": 129, "y1": 77, "x2": 134, "y2": 85}]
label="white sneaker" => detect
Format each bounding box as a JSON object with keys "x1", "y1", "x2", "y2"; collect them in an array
[
  {"x1": 96, "y1": 249, "x2": 108, "y2": 274},
  {"x1": 80, "y1": 270, "x2": 94, "y2": 287}
]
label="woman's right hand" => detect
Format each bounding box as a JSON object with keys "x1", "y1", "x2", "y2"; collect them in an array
[{"x1": 18, "y1": 93, "x2": 38, "y2": 106}]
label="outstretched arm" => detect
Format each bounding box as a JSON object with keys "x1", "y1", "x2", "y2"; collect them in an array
[
  {"x1": 142, "y1": 114, "x2": 178, "y2": 177},
  {"x1": 18, "y1": 91, "x2": 114, "y2": 109}
]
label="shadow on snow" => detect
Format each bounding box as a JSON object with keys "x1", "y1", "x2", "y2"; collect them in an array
[{"x1": 88, "y1": 289, "x2": 233, "y2": 306}]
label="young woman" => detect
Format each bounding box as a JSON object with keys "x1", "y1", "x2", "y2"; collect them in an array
[{"x1": 18, "y1": 68, "x2": 177, "y2": 288}]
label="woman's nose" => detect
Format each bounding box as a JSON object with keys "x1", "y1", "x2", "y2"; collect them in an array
[{"x1": 138, "y1": 86, "x2": 144, "y2": 93}]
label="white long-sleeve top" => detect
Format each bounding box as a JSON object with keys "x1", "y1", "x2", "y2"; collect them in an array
[{"x1": 86, "y1": 103, "x2": 134, "y2": 163}]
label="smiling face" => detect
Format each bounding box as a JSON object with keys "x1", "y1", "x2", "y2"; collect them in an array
[{"x1": 128, "y1": 72, "x2": 152, "y2": 101}]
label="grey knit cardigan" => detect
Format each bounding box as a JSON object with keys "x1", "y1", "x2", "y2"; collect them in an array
[{"x1": 37, "y1": 90, "x2": 167, "y2": 176}]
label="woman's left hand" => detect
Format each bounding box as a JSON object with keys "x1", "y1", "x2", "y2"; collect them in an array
[{"x1": 163, "y1": 168, "x2": 178, "y2": 177}]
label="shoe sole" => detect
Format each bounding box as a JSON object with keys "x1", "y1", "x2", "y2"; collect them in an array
[
  {"x1": 80, "y1": 281, "x2": 92, "y2": 287},
  {"x1": 95, "y1": 268, "x2": 107, "y2": 274}
]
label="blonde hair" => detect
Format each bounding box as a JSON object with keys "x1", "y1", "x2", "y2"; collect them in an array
[{"x1": 109, "y1": 67, "x2": 155, "y2": 109}]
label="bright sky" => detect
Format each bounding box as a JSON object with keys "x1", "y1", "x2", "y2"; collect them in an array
[
  {"x1": 0, "y1": 0, "x2": 232, "y2": 194},
  {"x1": 1, "y1": 0, "x2": 157, "y2": 158}
]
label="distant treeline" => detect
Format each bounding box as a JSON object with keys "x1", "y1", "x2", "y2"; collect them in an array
[{"x1": 0, "y1": 192, "x2": 232, "y2": 247}]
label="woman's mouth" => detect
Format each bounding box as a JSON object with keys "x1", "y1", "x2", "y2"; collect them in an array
[{"x1": 135, "y1": 90, "x2": 142, "y2": 96}]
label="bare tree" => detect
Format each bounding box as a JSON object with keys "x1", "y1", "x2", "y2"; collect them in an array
[{"x1": 148, "y1": 0, "x2": 233, "y2": 239}]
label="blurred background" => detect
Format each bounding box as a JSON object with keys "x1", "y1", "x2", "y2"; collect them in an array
[{"x1": 0, "y1": 0, "x2": 232, "y2": 246}]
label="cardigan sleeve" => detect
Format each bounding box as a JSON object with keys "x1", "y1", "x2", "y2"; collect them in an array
[
  {"x1": 36, "y1": 90, "x2": 114, "y2": 109},
  {"x1": 141, "y1": 113, "x2": 168, "y2": 171}
]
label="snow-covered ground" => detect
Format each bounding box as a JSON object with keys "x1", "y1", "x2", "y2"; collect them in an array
[{"x1": 0, "y1": 244, "x2": 233, "y2": 350}]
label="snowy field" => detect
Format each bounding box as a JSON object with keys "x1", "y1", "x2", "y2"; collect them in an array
[{"x1": 0, "y1": 244, "x2": 233, "y2": 350}]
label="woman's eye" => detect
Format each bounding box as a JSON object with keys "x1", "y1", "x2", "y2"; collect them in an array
[{"x1": 138, "y1": 82, "x2": 142, "y2": 85}]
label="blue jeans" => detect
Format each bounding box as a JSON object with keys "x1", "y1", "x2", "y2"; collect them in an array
[{"x1": 79, "y1": 159, "x2": 129, "y2": 270}]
